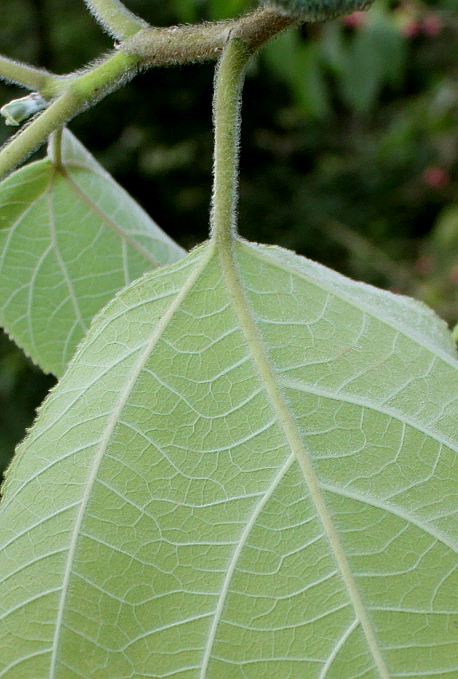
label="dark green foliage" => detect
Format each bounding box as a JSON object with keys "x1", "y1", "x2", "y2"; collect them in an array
[{"x1": 0, "y1": 334, "x2": 54, "y2": 473}]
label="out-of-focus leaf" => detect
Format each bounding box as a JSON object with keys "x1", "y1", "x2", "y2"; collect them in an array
[
  {"x1": 338, "y1": 16, "x2": 406, "y2": 112},
  {"x1": 338, "y1": 25, "x2": 384, "y2": 111},
  {"x1": 371, "y1": 15, "x2": 407, "y2": 87},
  {"x1": 262, "y1": 29, "x2": 299, "y2": 84},
  {"x1": 430, "y1": 204, "x2": 458, "y2": 257},
  {"x1": 293, "y1": 43, "x2": 331, "y2": 117},
  {"x1": 320, "y1": 22, "x2": 347, "y2": 75},
  {"x1": 263, "y1": 32, "x2": 330, "y2": 118}
]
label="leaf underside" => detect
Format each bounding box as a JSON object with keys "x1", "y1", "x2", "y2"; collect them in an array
[
  {"x1": 0, "y1": 239, "x2": 457, "y2": 678},
  {"x1": 0, "y1": 129, "x2": 185, "y2": 376}
]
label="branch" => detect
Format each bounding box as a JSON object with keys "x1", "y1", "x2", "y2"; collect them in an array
[
  {"x1": 0, "y1": 8, "x2": 299, "y2": 179},
  {"x1": 0, "y1": 54, "x2": 56, "y2": 91},
  {"x1": 0, "y1": 49, "x2": 137, "y2": 178},
  {"x1": 125, "y1": 9, "x2": 298, "y2": 68},
  {"x1": 84, "y1": 0, "x2": 148, "y2": 40}
]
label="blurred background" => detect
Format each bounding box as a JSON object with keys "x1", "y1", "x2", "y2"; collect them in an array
[{"x1": 0, "y1": 0, "x2": 457, "y2": 474}]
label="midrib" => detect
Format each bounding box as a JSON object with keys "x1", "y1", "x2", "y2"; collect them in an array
[{"x1": 213, "y1": 237, "x2": 391, "y2": 679}]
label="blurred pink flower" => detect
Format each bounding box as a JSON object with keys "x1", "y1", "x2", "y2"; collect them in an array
[
  {"x1": 342, "y1": 11, "x2": 366, "y2": 29},
  {"x1": 423, "y1": 166, "x2": 450, "y2": 189},
  {"x1": 421, "y1": 14, "x2": 443, "y2": 37},
  {"x1": 400, "y1": 19, "x2": 420, "y2": 38}
]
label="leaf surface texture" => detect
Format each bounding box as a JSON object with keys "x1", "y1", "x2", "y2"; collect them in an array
[
  {"x1": 0, "y1": 130, "x2": 185, "y2": 375},
  {"x1": 0, "y1": 240, "x2": 457, "y2": 678}
]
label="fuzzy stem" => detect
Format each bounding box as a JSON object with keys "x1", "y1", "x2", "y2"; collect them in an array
[
  {"x1": 0, "y1": 9, "x2": 297, "y2": 179},
  {"x1": 84, "y1": 0, "x2": 148, "y2": 40},
  {"x1": 211, "y1": 38, "x2": 252, "y2": 248},
  {"x1": 127, "y1": 9, "x2": 296, "y2": 67},
  {"x1": 0, "y1": 49, "x2": 136, "y2": 178},
  {"x1": 48, "y1": 127, "x2": 64, "y2": 170},
  {"x1": 0, "y1": 54, "x2": 56, "y2": 91},
  {"x1": 0, "y1": 91, "x2": 79, "y2": 177}
]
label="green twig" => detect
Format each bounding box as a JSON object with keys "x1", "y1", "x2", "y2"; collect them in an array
[
  {"x1": 0, "y1": 54, "x2": 56, "y2": 91},
  {"x1": 211, "y1": 37, "x2": 252, "y2": 248},
  {"x1": 0, "y1": 92, "x2": 74, "y2": 177},
  {"x1": 84, "y1": 0, "x2": 148, "y2": 40},
  {"x1": 0, "y1": 50, "x2": 136, "y2": 178},
  {"x1": 0, "y1": 8, "x2": 297, "y2": 179},
  {"x1": 48, "y1": 127, "x2": 64, "y2": 170}
]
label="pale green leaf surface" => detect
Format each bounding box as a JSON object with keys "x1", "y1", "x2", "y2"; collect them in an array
[
  {"x1": 0, "y1": 239, "x2": 457, "y2": 678},
  {"x1": 0, "y1": 129, "x2": 185, "y2": 376}
]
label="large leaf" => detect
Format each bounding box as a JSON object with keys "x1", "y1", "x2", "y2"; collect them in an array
[
  {"x1": 0, "y1": 239, "x2": 457, "y2": 678},
  {"x1": 0, "y1": 129, "x2": 185, "y2": 376},
  {"x1": 338, "y1": 17, "x2": 406, "y2": 113},
  {"x1": 263, "y1": 31, "x2": 330, "y2": 118}
]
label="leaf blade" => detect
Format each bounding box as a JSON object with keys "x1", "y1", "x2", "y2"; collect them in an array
[
  {"x1": 0, "y1": 129, "x2": 186, "y2": 376},
  {"x1": 0, "y1": 240, "x2": 457, "y2": 678}
]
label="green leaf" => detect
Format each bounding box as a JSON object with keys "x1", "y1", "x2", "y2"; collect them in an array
[
  {"x1": 320, "y1": 22, "x2": 347, "y2": 76},
  {"x1": 262, "y1": 29, "x2": 299, "y2": 83},
  {"x1": 1, "y1": 239, "x2": 457, "y2": 678},
  {"x1": 292, "y1": 43, "x2": 330, "y2": 118},
  {"x1": 338, "y1": 25, "x2": 384, "y2": 112},
  {"x1": 431, "y1": 204, "x2": 458, "y2": 258},
  {"x1": 338, "y1": 17, "x2": 407, "y2": 113},
  {"x1": 263, "y1": 32, "x2": 330, "y2": 118},
  {"x1": 0, "y1": 129, "x2": 185, "y2": 376}
]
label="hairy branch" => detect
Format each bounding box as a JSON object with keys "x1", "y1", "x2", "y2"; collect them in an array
[
  {"x1": 125, "y1": 9, "x2": 298, "y2": 67},
  {"x1": 211, "y1": 38, "x2": 251, "y2": 247},
  {"x1": 0, "y1": 8, "x2": 299, "y2": 179},
  {"x1": 0, "y1": 54, "x2": 56, "y2": 92},
  {"x1": 84, "y1": 0, "x2": 148, "y2": 40},
  {"x1": 0, "y1": 50, "x2": 136, "y2": 178}
]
